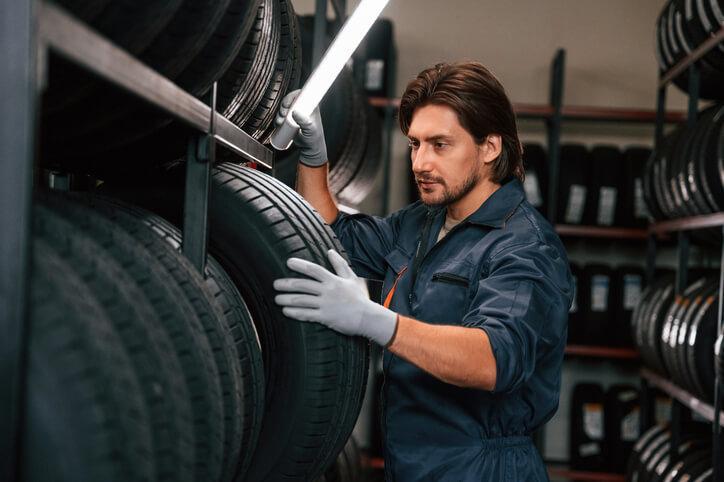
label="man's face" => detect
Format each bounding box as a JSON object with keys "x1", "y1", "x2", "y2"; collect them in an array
[{"x1": 407, "y1": 104, "x2": 486, "y2": 208}]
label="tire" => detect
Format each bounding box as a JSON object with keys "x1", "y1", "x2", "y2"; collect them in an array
[
  {"x1": 68, "y1": 0, "x2": 262, "y2": 160},
  {"x1": 336, "y1": 102, "x2": 383, "y2": 205},
  {"x1": 220, "y1": 0, "x2": 280, "y2": 128},
  {"x1": 58, "y1": 192, "x2": 243, "y2": 482},
  {"x1": 23, "y1": 238, "x2": 154, "y2": 482},
  {"x1": 176, "y1": 0, "x2": 263, "y2": 97},
  {"x1": 44, "y1": 0, "x2": 184, "y2": 114},
  {"x1": 244, "y1": 0, "x2": 301, "y2": 142},
  {"x1": 33, "y1": 204, "x2": 195, "y2": 481},
  {"x1": 36, "y1": 190, "x2": 225, "y2": 482},
  {"x1": 209, "y1": 163, "x2": 369, "y2": 481},
  {"x1": 43, "y1": 0, "x2": 231, "y2": 160},
  {"x1": 83, "y1": 194, "x2": 265, "y2": 482}
]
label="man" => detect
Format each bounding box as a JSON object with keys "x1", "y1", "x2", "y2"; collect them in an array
[{"x1": 273, "y1": 61, "x2": 573, "y2": 481}]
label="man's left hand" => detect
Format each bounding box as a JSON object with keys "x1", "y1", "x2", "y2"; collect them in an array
[{"x1": 273, "y1": 249, "x2": 398, "y2": 346}]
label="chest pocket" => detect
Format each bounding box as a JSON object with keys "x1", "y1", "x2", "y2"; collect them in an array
[{"x1": 422, "y1": 261, "x2": 474, "y2": 324}]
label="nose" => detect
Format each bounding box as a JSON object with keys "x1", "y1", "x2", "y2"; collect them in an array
[{"x1": 411, "y1": 144, "x2": 433, "y2": 175}]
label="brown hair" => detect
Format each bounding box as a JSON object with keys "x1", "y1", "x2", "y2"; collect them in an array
[{"x1": 398, "y1": 61, "x2": 524, "y2": 183}]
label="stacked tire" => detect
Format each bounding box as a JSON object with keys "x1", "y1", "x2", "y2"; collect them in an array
[
  {"x1": 557, "y1": 144, "x2": 651, "y2": 227},
  {"x1": 655, "y1": 0, "x2": 724, "y2": 100},
  {"x1": 567, "y1": 263, "x2": 644, "y2": 348},
  {"x1": 521, "y1": 143, "x2": 549, "y2": 218},
  {"x1": 642, "y1": 104, "x2": 724, "y2": 224},
  {"x1": 631, "y1": 273, "x2": 720, "y2": 402},
  {"x1": 273, "y1": 15, "x2": 383, "y2": 205},
  {"x1": 40, "y1": 0, "x2": 301, "y2": 180},
  {"x1": 29, "y1": 164, "x2": 370, "y2": 482},
  {"x1": 569, "y1": 383, "x2": 641, "y2": 473},
  {"x1": 625, "y1": 424, "x2": 714, "y2": 481}
]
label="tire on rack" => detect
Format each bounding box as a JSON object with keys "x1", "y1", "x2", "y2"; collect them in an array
[
  {"x1": 58, "y1": 192, "x2": 244, "y2": 482},
  {"x1": 36, "y1": 190, "x2": 225, "y2": 482},
  {"x1": 209, "y1": 163, "x2": 369, "y2": 481},
  {"x1": 72, "y1": 0, "x2": 263, "y2": 157},
  {"x1": 84, "y1": 194, "x2": 266, "y2": 482},
  {"x1": 44, "y1": 0, "x2": 184, "y2": 115},
  {"x1": 33, "y1": 203, "x2": 196, "y2": 482},
  {"x1": 23, "y1": 239, "x2": 154, "y2": 482},
  {"x1": 243, "y1": 0, "x2": 301, "y2": 142},
  {"x1": 42, "y1": 0, "x2": 230, "y2": 167}
]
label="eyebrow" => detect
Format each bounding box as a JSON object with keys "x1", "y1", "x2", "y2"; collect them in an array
[{"x1": 407, "y1": 134, "x2": 454, "y2": 142}]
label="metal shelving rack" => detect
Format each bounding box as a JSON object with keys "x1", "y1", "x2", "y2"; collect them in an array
[
  {"x1": 1, "y1": 2, "x2": 274, "y2": 480},
  {"x1": 639, "y1": 25, "x2": 724, "y2": 480}
]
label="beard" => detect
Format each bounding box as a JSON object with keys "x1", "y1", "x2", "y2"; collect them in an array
[{"x1": 417, "y1": 169, "x2": 481, "y2": 208}]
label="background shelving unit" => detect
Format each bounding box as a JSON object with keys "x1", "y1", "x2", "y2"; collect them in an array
[
  {"x1": 0, "y1": 2, "x2": 274, "y2": 481},
  {"x1": 565, "y1": 345, "x2": 639, "y2": 360},
  {"x1": 642, "y1": 368, "x2": 724, "y2": 426},
  {"x1": 639, "y1": 27, "x2": 724, "y2": 478},
  {"x1": 547, "y1": 466, "x2": 626, "y2": 482}
]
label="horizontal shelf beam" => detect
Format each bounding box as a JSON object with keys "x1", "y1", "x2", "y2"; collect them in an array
[
  {"x1": 547, "y1": 466, "x2": 625, "y2": 481},
  {"x1": 38, "y1": 1, "x2": 273, "y2": 169},
  {"x1": 565, "y1": 345, "x2": 639, "y2": 359},
  {"x1": 649, "y1": 212, "x2": 724, "y2": 235},
  {"x1": 369, "y1": 98, "x2": 685, "y2": 123},
  {"x1": 559, "y1": 105, "x2": 685, "y2": 123},
  {"x1": 556, "y1": 224, "x2": 649, "y2": 240},
  {"x1": 660, "y1": 25, "x2": 724, "y2": 87},
  {"x1": 641, "y1": 367, "x2": 724, "y2": 426}
]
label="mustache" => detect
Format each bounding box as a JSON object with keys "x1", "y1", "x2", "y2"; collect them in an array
[{"x1": 415, "y1": 176, "x2": 444, "y2": 184}]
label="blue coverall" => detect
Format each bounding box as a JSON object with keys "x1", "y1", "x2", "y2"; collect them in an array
[{"x1": 330, "y1": 178, "x2": 573, "y2": 481}]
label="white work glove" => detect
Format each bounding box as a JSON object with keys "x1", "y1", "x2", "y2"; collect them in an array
[
  {"x1": 273, "y1": 249, "x2": 399, "y2": 346},
  {"x1": 274, "y1": 89, "x2": 328, "y2": 167}
]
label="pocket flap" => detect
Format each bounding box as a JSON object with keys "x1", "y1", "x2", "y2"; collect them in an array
[{"x1": 384, "y1": 246, "x2": 409, "y2": 275}]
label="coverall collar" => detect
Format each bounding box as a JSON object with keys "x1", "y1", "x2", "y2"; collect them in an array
[{"x1": 436, "y1": 177, "x2": 525, "y2": 229}]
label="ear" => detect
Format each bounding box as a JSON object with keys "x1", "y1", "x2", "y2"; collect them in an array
[{"x1": 478, "y1": 134, "x2": 502, "y2": 165}]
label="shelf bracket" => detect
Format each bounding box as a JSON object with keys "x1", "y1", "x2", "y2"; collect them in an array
[{"x1": 182, "y1": 83, "x2": 217, "y2": 274}]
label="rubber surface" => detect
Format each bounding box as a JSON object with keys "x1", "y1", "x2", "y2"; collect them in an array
[
  {"x1": 37, "y1": 190, "x2": 225, "y2": 482},
  {"x1": 23, "y1": 238, "x2": 154, "y2": 482},
  {"x1": 209, "y1": 163, "x2": 369, "y2": 481}
]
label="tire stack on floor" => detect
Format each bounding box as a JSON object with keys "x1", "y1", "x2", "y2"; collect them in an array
[
  {"x1": 625, "y1": 424, "x2": 715, "y2": 481},
  {"x1": 30, "y1": 2, "x2": 370, "y2": 481},
  {"x1": 273, "y1": 15, "x2": 383, "y2": 206},
  {"x1": 569, "y1": 383, "x2": 641, "y2": 473},
  {"x1": 630, "y1": 273, "x2": 720, "y2": 402}
]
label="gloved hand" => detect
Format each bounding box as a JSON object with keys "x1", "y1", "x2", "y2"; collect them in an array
[
  {"x1": 274, "y1": 89, "x2": 328, "y2": 167},
  {"x1": 273, "y1": 249, "x2": 399, "y2": 346}
]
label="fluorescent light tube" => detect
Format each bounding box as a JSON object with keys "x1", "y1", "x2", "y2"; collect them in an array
[{"x1": 270, "y1": 0, "x2": 390, "y2": 150}]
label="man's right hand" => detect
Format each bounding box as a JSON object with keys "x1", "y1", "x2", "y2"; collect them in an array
[{"x1": 275, "y1": 90, "x2": 328, "y2": 167}]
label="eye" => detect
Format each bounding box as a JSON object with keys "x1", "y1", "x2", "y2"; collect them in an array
[
  {"x1": 408, "y1": 140, "x2": 419, "y2": 150},
  {"x1": 435, "y1": 142, "x2": 447, "y2": 149}
]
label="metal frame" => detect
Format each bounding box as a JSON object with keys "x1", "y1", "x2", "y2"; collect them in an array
[
  {"x1": 545, "y1": 49, "x2": 565, "y2": 223},
  {"x1": 2, "y1": 2, "x2": 278, "y2": 480},
  {"x1": 1, "y1": 1, "x2": 36, "y2": 480}
]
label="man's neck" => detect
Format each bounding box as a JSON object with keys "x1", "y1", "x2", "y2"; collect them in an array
[{"x1": 446, "y1": 178, "x2": 502, "y2": 221}]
